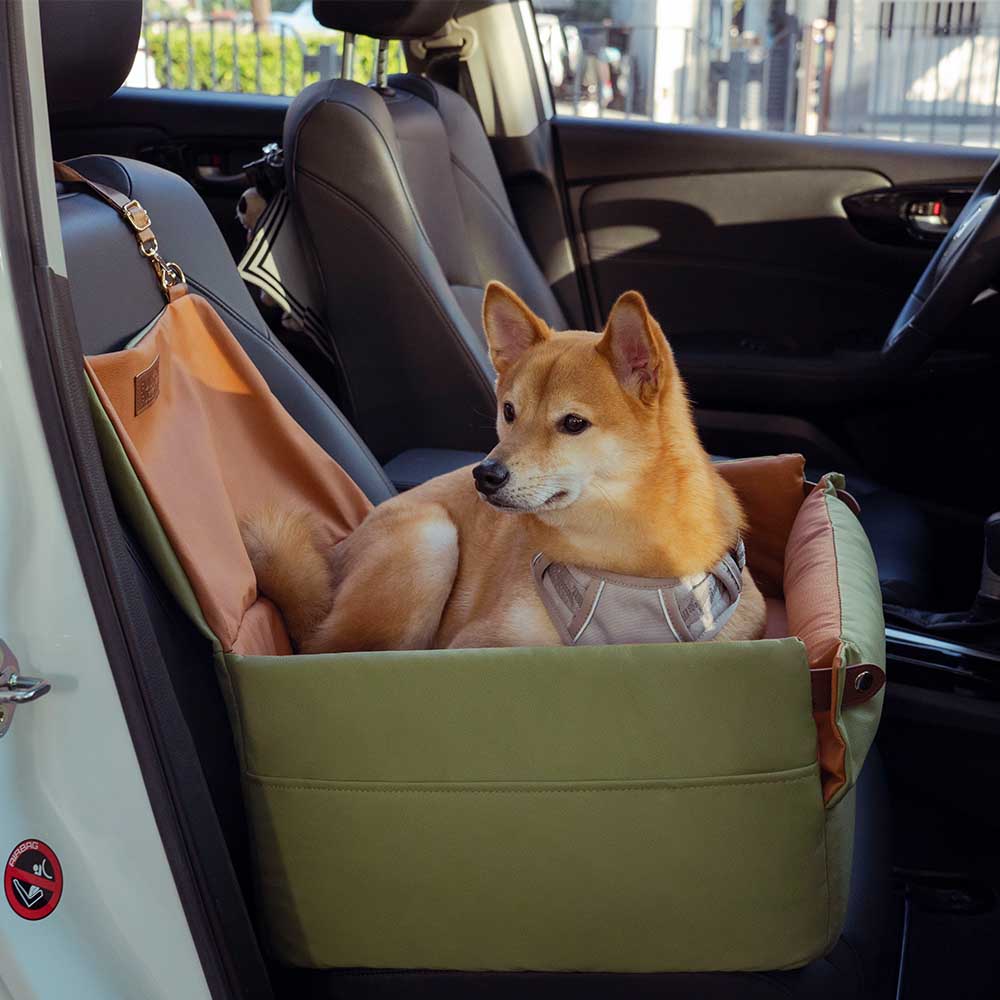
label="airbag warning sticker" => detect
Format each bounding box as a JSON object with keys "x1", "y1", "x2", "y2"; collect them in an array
[{"x1": 5, "y1": 840, "x2": 62, "y2": 920}]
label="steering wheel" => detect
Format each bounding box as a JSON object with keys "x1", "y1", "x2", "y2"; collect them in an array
[{"x1": 883, "y1": 154, "x2": 1000, "y2": 366}]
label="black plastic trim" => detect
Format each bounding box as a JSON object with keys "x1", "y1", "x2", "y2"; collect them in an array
[
  {"x1": 555, "y1": 117, "x2": 994, "y2": 188},
  {"x1": 51, "y1": 85, "x2": 292, "y2": 141}
]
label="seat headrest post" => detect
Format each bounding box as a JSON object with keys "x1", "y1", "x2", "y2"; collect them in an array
[
  {"x1": 375, "y1": 38, "x2": 389, "y2": 90},
  {"x1": 341, "y1": 32, "x2": 355, "y2": 81}
]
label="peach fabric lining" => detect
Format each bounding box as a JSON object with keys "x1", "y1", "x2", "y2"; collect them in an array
[
  {"x1": 716, "y1": 454, "x2": 806, "y2": 597},
  {"x1": 714, "y1": 459, "x2": 853, "y2": 800},
  {"x1": 783, "y1": 480, "x2": 849, "y2": 800},
  {"x1": 232, "y1": 598, "x2": 293, "y2": 657},
  {"x1": 86, "y1": 290, "x2": 372, "y2": 654}
]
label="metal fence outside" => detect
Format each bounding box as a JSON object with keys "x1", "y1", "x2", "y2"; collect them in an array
[
  {"x1": 543, "y1": 20, "x2": 809, "y2": 130},
  {"x1": 543, "y1": 1, "x2": 1000, "y2": 148},
  {"x1": 136, "y1": 15, "x2": 361, "y2": 95},
  {"x1": 865, "y1": 1, "x2": 1000, "y2": 144}
]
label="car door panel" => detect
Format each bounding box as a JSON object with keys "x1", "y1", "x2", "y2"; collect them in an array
[
  {"x1": 559, "y1": 119, "x2": 995, "y2": 347},
  {"x1": 576, "y1": 168, "x2": 928, "y2": 353},
  {"x1": 545, "y1": 117, "x2": 1000, "y2": 513}
]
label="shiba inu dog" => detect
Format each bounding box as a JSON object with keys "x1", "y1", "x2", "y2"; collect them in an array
[{"x1": 243, "y1": 282, "x2": 766, "y2": 651}]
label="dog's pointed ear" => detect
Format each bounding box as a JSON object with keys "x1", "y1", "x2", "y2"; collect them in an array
[
  {"x1": 597, "y1": 291, "x2": 669, "y2": 402},
  {"x1": 482, "y1": 281, "x2": 550, "y2": 376}
]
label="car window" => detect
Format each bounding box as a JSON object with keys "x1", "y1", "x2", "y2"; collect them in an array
[
  {"x1": 534, "y1": 0, "x2": 1000, "y2": 147},
  {"x1": 130, "y1": 0, "x2": 404, "y2": 96}
]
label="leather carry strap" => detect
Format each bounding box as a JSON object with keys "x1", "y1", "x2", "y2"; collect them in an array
[
  {"x1": 811, "y1": 663, "x2": 885, "y2": 712},
  {"x1": 54, "y1": 161, "x2": 186, "y2": 299}
]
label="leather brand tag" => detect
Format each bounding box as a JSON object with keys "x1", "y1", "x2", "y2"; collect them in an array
[{"x1": 134, "y1": 354, "x2": 160, "y2": 416}]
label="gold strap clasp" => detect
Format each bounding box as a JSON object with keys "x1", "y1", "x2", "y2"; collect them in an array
[
  {"x1": 54, "y1": 162, "x2": 187, "y2": 303},
  {"x1": 120, "y1": 199, "x2": 185, "y2": 299},
  {"x1": 122, "y1": 199, "x2": 152, "y2": 233},
  {"x1": 154, "y1": 259, "x2": 186, "y2": 292}
]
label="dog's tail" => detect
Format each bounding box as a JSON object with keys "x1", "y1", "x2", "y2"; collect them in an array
[{"x1": 240, "y1": 507, "x2": 333, "y2": 651}]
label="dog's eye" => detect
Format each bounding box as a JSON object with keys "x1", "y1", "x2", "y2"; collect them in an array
[
  {"x1": 502, "y1": 401, "x2": 516, "y2": 423},
  {"x1": 560, "y1": 413, "x2": 590, "y2": 435}
]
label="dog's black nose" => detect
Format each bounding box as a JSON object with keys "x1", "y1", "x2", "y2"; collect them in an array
[{"x1": 473, "y1": 458, "x2": 510, "y2": 495}]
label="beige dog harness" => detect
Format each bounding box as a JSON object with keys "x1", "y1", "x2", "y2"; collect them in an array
[{"x1": 531, "y1": 540, "x2": 746, "y2": 646}]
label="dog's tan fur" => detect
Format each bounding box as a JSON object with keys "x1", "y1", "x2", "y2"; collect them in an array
[{"x1": 244, "y1": 283, "x2": 766, "y2": 652}]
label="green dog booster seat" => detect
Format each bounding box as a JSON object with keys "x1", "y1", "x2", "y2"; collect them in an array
[{"x1": 80, "y1": 173, "x2": 885, "y2": 974}]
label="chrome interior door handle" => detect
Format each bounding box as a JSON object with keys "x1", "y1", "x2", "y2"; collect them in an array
[{"x1": 0, "y1": 641, "x2": 51, "y2": 738}]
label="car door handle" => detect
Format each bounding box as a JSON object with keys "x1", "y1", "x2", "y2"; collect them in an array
[
  {"x1": 0, "y1": 641, "x2": 51, "y2": 739},
  {"x1": 843, "y1": 183, "x2": 976, "y2": 247}
]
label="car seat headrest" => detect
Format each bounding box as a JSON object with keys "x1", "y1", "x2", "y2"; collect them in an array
[
  {"x1": 41, "y1": 0, "x2": 142, "y2": 113},
  {"x1": 312, "y1": 0, "x2": 458, "y2": 39}
]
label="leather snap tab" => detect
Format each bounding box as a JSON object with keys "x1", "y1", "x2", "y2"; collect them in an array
[{"x1": 854, "y1": 670, "x2": 874, "y2": 693}]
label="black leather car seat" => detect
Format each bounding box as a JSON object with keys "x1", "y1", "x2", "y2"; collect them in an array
[
  {"x1": 285, "y1": 1, "x2": 566, "y2": 463},
  {"x1": 41, "y1": 2, "x2": 898, "y2": 997}
]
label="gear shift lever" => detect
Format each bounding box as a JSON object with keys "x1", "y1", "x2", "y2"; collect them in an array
[{"x1": 884, "y1": 512, "x2": 1000, "y2": 648}]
